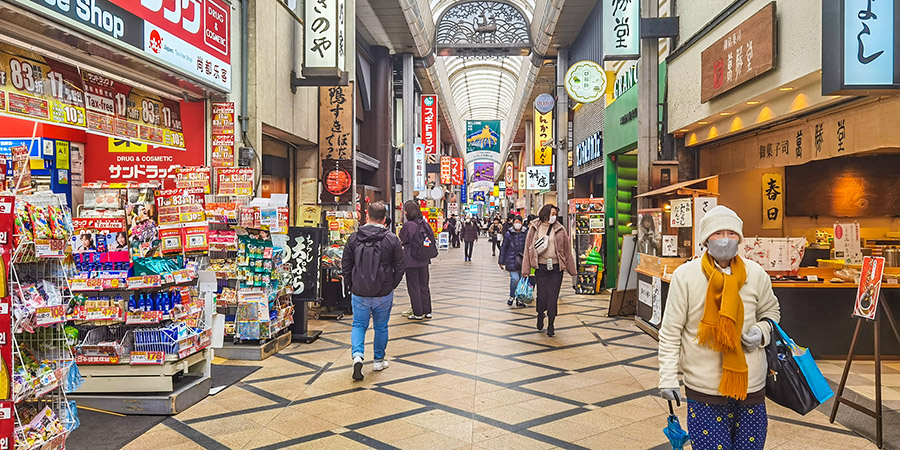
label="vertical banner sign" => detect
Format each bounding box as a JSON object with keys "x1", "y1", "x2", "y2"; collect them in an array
[
  {"x1": 319, "y1": 84, "x2": 354, "y2": 203},
  {"x1": 439, "y1": 155, "x2": 451, "y2": 184},
  {"x1": 422, "y1": 95, "x2": 438, "y2": 155},
  {"x1": 823, "y1": 0, "x2": 900, "y2": 94},
  {"x1": 518, "y1": 171, "x2": 526, "y2": 191},
  {"x1": 450, "y1": 157, "x2": 464, "y2": 185},
  {"x1": 461, "y1": 167, "x2": 467, "y2": 204},
  {"x1": 854, "y1": 256, "x2": 885, "y2": 320},
  {"x1": 693, "y1": 197, "x2": 718, "y2": 255},
  {"x1": 466, "y1": 120, "x2": 501, "y2": 161},
  {"x1": 304, "y1": 0, "x2": 347, "y2": 76},
  {"x1": 504, "y1": 162, "x2": 514, "y2": 185},
  {"x1": 534, "y1": 110, "x2": 553, "y2": 165},
  {"x1": 413, "y1": 144, "x2": 426, "y2": 191},
  {"x1": 761, "y1": 172, "x2": 783, "y2": 229},
  {"x1": 211, "y1": 102, "x2": 235, "y2": 167},
  {"x1": 603, "y1": 0, "x2": 640, "y2": 60}
]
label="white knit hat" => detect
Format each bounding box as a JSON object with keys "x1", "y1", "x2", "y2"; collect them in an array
[{"x1": 697, "y1": 205, "x2": 744, "y2": 245}]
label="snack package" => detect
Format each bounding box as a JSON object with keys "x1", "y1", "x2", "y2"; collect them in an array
[
  {"x1": 29, "y1": 205, "x2": 52, "y2": 240},
  {"x1": 47, "y1": 205, "x2": 68, "y2": 240},
  {"x1": 14, "y1": 200, "x2": 33, "y2": 242}
]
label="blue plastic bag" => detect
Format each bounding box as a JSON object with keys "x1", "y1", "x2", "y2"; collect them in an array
[
  {"x1": 771, "y1": 321, "x2": 834, "y2": 404},
  {"x1": 515, "y1": 276, "x2": 534, "y2": 303}
]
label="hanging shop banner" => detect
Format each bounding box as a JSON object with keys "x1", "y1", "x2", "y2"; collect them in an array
[
  {"x1": 564, "y1": 61, "x2": 607, "y2": 104},
  {"x1": 504, "y1": 162, "x2": 514, "y2": 185},
  {"x1": 439, "y1": 155, "x2": 452, "y2": 184},
  {"x1": 670, "y1": 198, "x2": 692, "y2": 228},
  {"x1": 422, "y1": 95, "x2": 438, "y2": 155},
  {"x1": 854, "y1": 256, "x2": 885, "y2": 320},
  {"x1": 761, "y1": 172, "x2": 783, "y2": 229},
  {"x1": 493, "y1": 185, "x2": 501, "y2": 198},
  {"x1": 822, "y1": 0, "x2": 900, "y2": 94},
  {"x1": 0, "y1": 43, "x2": 86, "y2": 128},
  {"x1": 15, "y1": 0, "x2": 232, "y2": 91},
  {"x1": 700, "y1": 2, "x2": 776, "y2": 103},
  {"x1": 319, "y1": 85, "x2": 353, "y2": 161},
  {"x1": 174, "y1": 167, "x2": 211, "y2": 193},
  {"x1": 466, "y1": 120, "x2": 501, "y2": 161},
  {"x1": 303, "y1": 0, "x2": 347, "y2": 77},
  {"x1": 84, "y1": 135, "x2": 203, "y2": 183},
  {"x1": 518, "y1": 171, "x2": 525, "y2": 190},
  {"x1": 450, "y1": 157, "x2": 464, "y2": 185},
  {"x1": 211, "y1": 102, "x2": 235, "y2": 167},
  {"x1": 413, "y1": 143, "x2": 426, "y2": 192},
  {"x1": 534, "y1": 109, "x2": 554, "y2": 165},
  {"x1": 603, "y1": 0, "x2": 640, "y2": 60},
  {"x1": 460, "y1": 167, "x2": 467, "y2": 203},
  {"x1": 81, "y1": 70, "x2": 186, "y2": 149},
  {"x1": 286, "y1": 227, "x2": 323, "y2": 300},
  {"x1": 472, "y1": 162, "x2": 494, "y2": 182},
  {"x1": 320, "y1": 159, "x2": 353, "y2": 204},
  {"x1": 534, "y1": 93, "x2": 555, "y2": 114},
  {"x1": 526, "y1": 166, "x2": 551, "y2": 190},
  {"x1": 216, "y1": 168, "x2": 253, "y2": 196}
]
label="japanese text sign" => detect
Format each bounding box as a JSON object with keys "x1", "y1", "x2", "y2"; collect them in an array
[
  {"x1": 669, "y1": 198, "x2": 692, "y2": 228},
  {"x1": 761, "y1": 172, "x2": 783, "y2": 229},
  {"x1": 450, "y1": 157, "x2": 464, "y2": 185},
  {"x1": 534, "y1": 109, "x2": 553, "y2": 165},
  {"x1": 304, "y1": 0, "x2": 347, "y2": 76},
  {"x1": 211, "y1": 102, "x2": 235, "y2": 167},
  {"x1": 422, "y1": 95, "x2": 438, "y2": 155},
  {"x1": 854, "y1": 256, "x2": 885, "y2": 320},
  {"x1": 693, "y1": 197, "x2": 717, "y2": 255},
  {"x1": 504, "y1": 162, "x2": 514, "y2": 185},
  {"x1": 603, "y1": 0, "x2": 640, "y2": 60},
  {"x1": 834, "y1": 222, "x2": 862, "y2": 264},
  {"x1": 174, "y1": 167, "x2": 211, "y2": 193},
  {"x1": 564, "y1": 60, "x2": 607, "y2": 104},
  {"x1": 823, "y1": 0, "x2": 900, "y2": 94},
  {"x1": 216, "y1": 168, "x2": 253, "y2": 196},
  {"x1": 440, "y1": 155, "x2": 451, "y2": 185},
  {"x1": 701, "y1": 2, "x2": 775, "y2": 103},
  {"x1": 413, "y1": 144, "x2": 426, "y2": 191},
  {"x1": 319, "y1": 84, "x2": 354, "y2": 161},
  {"x1": 526, "y1": 166, "x2": 551, "y2": 190},
  {"x1": 0, "y1": 43, "x2": 86, "y2": 129},
  {"x1": 84, "y1": 134, "x2": 203, "y2": 184}
]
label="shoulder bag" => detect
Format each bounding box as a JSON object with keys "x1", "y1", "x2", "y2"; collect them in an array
[{"x1": 532, "y1": 225, "x2": 554, "y2": 255}]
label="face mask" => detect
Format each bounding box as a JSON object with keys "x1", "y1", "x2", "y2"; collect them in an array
[
  {"x1": 707, "y1": 237, "x2": 739, "y2": 262},
  {"x1": 514, "y1": 223, "x2": 523, "y2": 230},
  {"x1": 548, "y1": 216, "x2": 557, "y2": 224}
]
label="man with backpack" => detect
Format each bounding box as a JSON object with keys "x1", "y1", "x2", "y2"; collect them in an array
[
  {"x1": 400, "y1": 200, "x2": 437, "y2": 320},
  {"x1": 342, "y1": 202, "x2": 405, "y2": 381}
]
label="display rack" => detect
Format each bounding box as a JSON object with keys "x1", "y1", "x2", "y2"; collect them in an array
[
  {"x1": 569, "y1": 198, "x2": 605, "y2": 294},
  {"x1": 315, "y1": 210, "x2": 355, "y2": 320}
]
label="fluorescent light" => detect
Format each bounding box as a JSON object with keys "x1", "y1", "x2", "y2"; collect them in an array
[
  {"x1": 779, "y1": 87, "x2": 794, "y2": 91},
  {"x1": 719, "y1": 112, "x2": 732, "y2": 116},
  {"x1": 747, "y1": 101, "x2": 760, "y2": 105},
  {"x1": 698, "y1": 121, "x2": 709, "y2": 125}
]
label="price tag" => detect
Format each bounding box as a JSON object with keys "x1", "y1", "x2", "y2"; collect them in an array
[
  {"x1": 806, "y1": 275, "x2": 819, "y2": 282},
  {"x1": 101, "y1": 278, "x2": 124, "y2": 290},
  {"x1": 74, "y1": 354, "x2": 120, "y2": 364},
  {"x1": 162, "y1": 272, "x2": 176, "y2": 284},
  {"x1": 127, "y1": 275, "x2": 162, "y2": 289},
  {"x1": 887, "y1": 278, "x2": 899, "y2": 285},
  {"x1": 125, "y1": 310, "x2": 163, "y2": 325},
  {"x1": 34, "y1": 305, "x2": 66, "y2": 326},
  {"x1": 173, "y1": 270, "x2": 193, "y2": 284},
  {"x1": 79, "y1": 306, "x2": 122, "y2": 321},
  {"x1": 130, "y1": 351, "x2": 165, "y2": 365},
  {"x1": 33, "y1": 239, "x2": 66, "y2": 258},
  {"x1": 70, "y1": 278, "x2": 103, "y2": 291}
]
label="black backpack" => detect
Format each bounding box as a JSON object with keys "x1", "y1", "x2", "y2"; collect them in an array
[
  {"x1": 352, "y1": 238, "x2": 384, "y2": 297},
  {"x1": 410, "y1": 220, "x2": 439, "y2": 261}
]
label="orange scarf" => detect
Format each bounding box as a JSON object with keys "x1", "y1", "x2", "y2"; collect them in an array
[{"x1": 697, "y1": 252, "x2": 749, "y2": 400}]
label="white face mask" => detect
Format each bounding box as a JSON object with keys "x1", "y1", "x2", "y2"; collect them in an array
[
  {"x1": 513, "y1": 223, "x2": 523, "y2": 230},
  {"x1": 548, "y1": 216, "x2": 557, "y2": 224}
]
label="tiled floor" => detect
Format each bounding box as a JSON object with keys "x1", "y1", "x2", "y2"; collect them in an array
[
  {"x1": 121, "y1": 242, "x2": 878, "y2": 450},
  {"x1": 819, "y1": 359, "x2": 900, "y2": 411}
]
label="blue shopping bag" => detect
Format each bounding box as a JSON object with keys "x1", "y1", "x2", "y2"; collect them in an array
[
  {"x1": 516, "y1": 276, "x2": 534, "y2": 303},
  {"x1": 770, "y1": 320, "x2": 834, "y2": 405}
]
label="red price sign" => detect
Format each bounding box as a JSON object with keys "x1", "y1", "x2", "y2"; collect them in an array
[
  {"x1": 130, "y1": 351, "x2": 165, "y2": 365},
  {"x1": 34, "y1": 305, "x2": 66, "y2": 326}
]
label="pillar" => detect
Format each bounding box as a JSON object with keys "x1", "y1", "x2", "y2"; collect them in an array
[{"x1": 556, "y1": 49, "x2": 569, "y2": 220}]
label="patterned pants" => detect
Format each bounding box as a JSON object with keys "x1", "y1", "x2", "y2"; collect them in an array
[{"x1": 686, "y1": 400, "x2": 767, "y2": 450}]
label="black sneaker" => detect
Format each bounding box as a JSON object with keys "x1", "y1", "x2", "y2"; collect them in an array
[
  {"x1": 507, "y1": 298, "x2": 514, "y2": 306},
  {"x1": 352, "y1": 356, "x2": 364, "y2": 380},
  {"x1": 516, "y1": 300, "x2": 526, "y2": 307}
]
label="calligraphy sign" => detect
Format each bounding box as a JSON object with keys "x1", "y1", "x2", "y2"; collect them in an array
[
  {"x1": 700, "y1": 2, "x2": 776, "y2": 103},
  {"x1": 422, "y1": 95, "x2": 438, "y2": 155},
  {"x1": 526, "y1": 166, "x2": 551, "y2": 190},
  {"x1": 504, "y1": 162, "x2": 514, "y2": 185},
  {"x1": 286, "y1": 227, "x2": 323, "y2": 300},
  {"x1": 761, "y1": 172, "x2": 783, "y2": 229},
  {"x1": 319, "y1": 84, "x2": 353, "y2": 161},
  {"x1": 669, "y1": 198, "x2": 692, "y2": 228},
  {"x1": 823, "y1": 0, "x2": 900, "y2": 94},
  {"x1": 533, "y1": 110, "x2": 553, "y2": 165},
  {"x1": 693, "y1": 197, "x2": 717, "y2": 255},
  {"x1": 603, "y1": 0, "x2": 640, "y2": 60},
  {"x1": 304, "y1": 0, "x2": 347, "y2": 77},
  {"x1": 450, "y1": 157, "x2": 464, "y2": 185}
]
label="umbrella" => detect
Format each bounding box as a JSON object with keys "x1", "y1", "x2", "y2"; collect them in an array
[{"x1": 663, "y1": 398, "x2": 690, "y2": 449}]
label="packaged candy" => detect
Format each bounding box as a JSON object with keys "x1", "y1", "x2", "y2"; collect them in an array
[
  {"x1": 47, "y1": 205, "x2": 68, "y2": 240},
  {"x1": 29, "y1": 205, "x2": 52, "y2": 240},
  {"x1": 14, "y1": 200, "x2": 33, "y2": 242}
]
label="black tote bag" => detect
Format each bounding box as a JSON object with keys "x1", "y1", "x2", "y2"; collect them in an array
[{"x1": 764, "y1": 319, "x2": 819, "y2": 415}]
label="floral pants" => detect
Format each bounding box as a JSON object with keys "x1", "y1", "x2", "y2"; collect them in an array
[{"x1": 686, "y1": 400, "x2": 767, "y2": 450}]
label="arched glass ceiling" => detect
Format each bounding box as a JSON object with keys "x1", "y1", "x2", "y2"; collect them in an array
[{"x1": 431, "y1": 0, "x2": 534, "y2": 22}]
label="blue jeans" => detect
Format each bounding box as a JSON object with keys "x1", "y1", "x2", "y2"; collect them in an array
[
  {"x1": 508, "y1": 270, "x2": 521, "y2": 298},
  {"x1": 350, "y1": 293, "x2": 394, "y2": 361}
]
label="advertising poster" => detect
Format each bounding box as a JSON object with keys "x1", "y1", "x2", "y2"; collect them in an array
[
  {"x1": 128, "y1": 198, "x2": 160, "y2": 259},
  {"x1": 854, "y1": 256, "x2": 885, "y2": 321},
  {"x1": 217, "y1": 168, "x2": 254, "y2": 197},
  {"x1": 440, "y1": 155, "x2": 451, "y2": 185},
  {"x1": 174, "y1": 167, "x2": 211, "y2": 193},
  {"x1": 0, "y1": 43, "x2": 86, "y2": 129},
  {"x1": 472, "y1": 162, "x2": 494, "y2": 182},
  {"x1": 211, "y1": 102, "x2": 235, "y2": 167},
  {"x1": 465, "y1": 120, "x2": 501, "y2": 160},
  {"x1": 637, "y1": 209, "x2": 662, "y2": 256},
  {"x1": 834, "y1": 222, "x2": 862, "y2": 264},
  {"x1": 320, "y1": 159, "x2": 353, "y2": 204}
]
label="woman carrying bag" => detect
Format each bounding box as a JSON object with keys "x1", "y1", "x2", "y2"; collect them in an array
[
  {"x1": 499, "y1": 215, "x2": 528, "y2": 307},
  {"x1": 521, "y1": 205, "x2": 576, "y2": 337},
  {"x1": 657, "y1": 206, "x2": 781, "y2": 450},
  {"x1": 489, "y1": 218, "x2": 503, "y2": 256}
]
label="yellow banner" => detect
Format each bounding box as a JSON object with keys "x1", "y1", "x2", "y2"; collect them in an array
[
  {"x1": 534, "y1": 109, "x2": 553, "y2": 165},
  {"x1": 762, "y1": 172, "x2": 783, "y2": 229},
  {"x1": 0, "y1": 43, "x2": 86, "y2": 128}
]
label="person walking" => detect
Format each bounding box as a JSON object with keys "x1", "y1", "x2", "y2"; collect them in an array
[
  {"x1": 447, "y1": 215, "x2": 460, "y2": 248},
  {"x1": 489, "y1": 218, "x2": 503, "y2": 256},
  {"x1": 658, "y1": 206, "x2": 781, "y2": 450},
  {"x1": 461, "y1": 216, "x2": 479, "y2": 261},
  {"x1": 341, "y1": 202, "x2": 405, "y2": 381},
  {"x1": 499, "y1": 215, "x2": 528, "y2": 307},
  {"x1": 521, "y1": 204, "x2": 576, "y2": 337},
  {"x1": 400, "y1": 200, "x2": 437, "y2": 321}
]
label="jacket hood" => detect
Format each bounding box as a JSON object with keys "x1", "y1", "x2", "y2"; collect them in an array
[{"x1": 357, "y1": 224, "x2": 389, "y2": 242}]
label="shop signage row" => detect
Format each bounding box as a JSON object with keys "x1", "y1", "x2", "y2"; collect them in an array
[
  {"x1": 533, "y1": 109, "x2": 553, "y2": 165},
  {"x1": 16, "y1": 0, "x2": 231, "y2": 91},
  {"x1": 822, "y1": 0, "x2": 900, "y2": 94},
  {"x1": 700, "y1": 2, "x2": 775, "y2": 103},
  {"x1": 319, "y1": 84, "x2": 353, "y2": 204},
  {"x1": 575, "y1": 131, "x2": 603, "y2": 167},
  {"x1": 422, "y1": 95, "x2": 438, "y2": 155},
  {"x1": 304, "y1": 0, "x2": 347, "y2": 77},
  {"x1": 603, "y1": 0, "x2": 640, "y2": 61}
]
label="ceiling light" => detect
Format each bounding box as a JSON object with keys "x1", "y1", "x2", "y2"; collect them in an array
[
  {"x1": 719, "y1": 112, "x2": 732, "y2": 116},
  {"x1": 747, "y1": 101, "x2": 760, "y2": 105},
  {"x1": 698, "y1": 121, "x2": 709, "y2": 125},
  {"x1": 779, "y1": 87, "x2": 794, "y2": 91},
  {"x1": 678, "y1": 129, "x2": 689, "y2": 132}
]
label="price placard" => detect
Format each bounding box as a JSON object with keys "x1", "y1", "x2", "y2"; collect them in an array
[
  {"x1": 130, "y1": 351, "x2": 165, "y2": 365},
  {"x1": 75, "y1": 354, "x2": 120, "y2": 365},
  {"x1": 34, "y1": 305, "x2": 66, "y2": 326},
  {"x1": 127, "y1": 275, "x2": 162, "y2": 289},
  {"x1": 125, "y1": 310, "x2": 163, "y2": 325},
  {"x1": 216, "y1": 168, "x2": 254, "y2": 196}
]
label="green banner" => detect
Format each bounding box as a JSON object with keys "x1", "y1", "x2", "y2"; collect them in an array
[{"x1": 466, "y1": 120, "x2": 501, "y2": 155}]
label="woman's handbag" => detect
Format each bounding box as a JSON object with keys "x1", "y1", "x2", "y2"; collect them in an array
[
  {"x1": 515, "y1": 276, "x2": 534, "y2": 303},
  {"x1": 514, "y1": 252, "x2": 524, "y2": 271},
  {"x1": 764, "y1": 319, "x2": 834, "y2": 415}
]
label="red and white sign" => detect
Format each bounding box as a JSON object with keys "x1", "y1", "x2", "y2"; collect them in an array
[
  {"x1": 440, "y1": 156, "x2": 451, "y2": 185},
  {"x1": 211, "y1": 102, "x2": 235, "y2": 167},
  {"x1": 217, "y1": 168, "x2": 254, "y2": 196},
  {"x1": 84, "y1": 135, "x2": 204, "y2": 184},
  {"x1": 421, "y1": 95, "x2": 438, "y2": 155},
  {"x1": 505, "y1": 162, "x2": 514, "y2": 185},
  {"x1": 450, "y1": 157, "x2": 464, "y2": 185},
  {"x1": 854, "y1": 256, "x2": 885, "y2": 321}
]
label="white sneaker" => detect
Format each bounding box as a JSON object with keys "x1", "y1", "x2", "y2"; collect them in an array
[
  {"x1": 401, "y1": 308, "x2": 413, "y2": 316},
  {"x1": 352, "y1": 356, "x2": 364, "y2": 380},
  {"x1": 373, "y1": 360, "x2": 389, "y2": 371},
  {"x1": 425, "y1": 313, "x2": 432, "y2": 319},
  {"x1": 408, "y1": 314, "x2": 424, "y2": 320}
]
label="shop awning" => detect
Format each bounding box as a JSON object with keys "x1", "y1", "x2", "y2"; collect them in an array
[{"x1": 635, "y1": 175, "x2": 719, "y2": 198}]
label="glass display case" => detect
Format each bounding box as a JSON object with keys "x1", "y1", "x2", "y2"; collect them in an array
[{"x1": 569, "y1": 198, "x2": 605, "y2": 294}]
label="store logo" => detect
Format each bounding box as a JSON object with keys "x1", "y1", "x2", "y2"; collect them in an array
[
  {"x1": 424, "y1": 96, "x2": 435, "y2": 107},
  {"x1": 149, "y1": 30, "x2": 163, "y2": 53}
]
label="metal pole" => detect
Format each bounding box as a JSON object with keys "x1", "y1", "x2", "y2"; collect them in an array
[
  {"x1": 637, "y1": 0, "x2": 660, "y2": 208},
  {"x1": 556, "y1": 49, "x2": 569, "y2": 221},
  {"x1": 402, "y1": 54, "x2": 415, "y2": 203}
]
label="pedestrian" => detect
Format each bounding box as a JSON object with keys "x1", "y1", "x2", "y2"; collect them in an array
[
  {"x1": 489, "y1": 218, "x2": 503, "y2": 256},
  {"x1": 658, "y1": 205, "x2": 781, "y2": 450},
  {"x1": 341, "y1": 201, "x2": 405, "y2": 381},
  {"x1": 461, "y1": 216, "x2": 479, "y2": 261},
  {"x1": 400, "y1": 200, "x2": 437, "y2": 321},
  {"x1": 521, "y1": 204, "x2": 576, "y2": 337},
  {"x1": 447, "y1": 214, "x2": 460, "y2": 248},
  {"x1": 502, "y1": 213, "x2": 515, "y2": 235},
  {"x1": 499, "y1": 215, "x2": 527, "y2": 307}
]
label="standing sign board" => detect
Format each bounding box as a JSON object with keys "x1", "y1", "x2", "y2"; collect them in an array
[
  {"x1": 422, "y1": 96, "x2": 438, "y2": 155},
  {"x1": 304, "y1": 0, "x2": 347, "y2": 77},
  {"x1": 603, "y1": 0, "x2": 640, "y2": 60},
  {"x1": 854, "y1": 256, "x2": 885, "y2": 320},
  {"x1": 823, "y1": 0, "x2": 900, "y2": 95},
  {"x1": 700, "y1": 2, "x2": 776, "y2": 103}
]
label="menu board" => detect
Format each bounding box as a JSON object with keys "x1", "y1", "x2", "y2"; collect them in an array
[{"x1": 0, "y1": 43, "x2": 86, "y2": 128}]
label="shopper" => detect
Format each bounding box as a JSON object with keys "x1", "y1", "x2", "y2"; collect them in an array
[
  {"x1": 499, "y1": 215, "x2": 528, "y2": 307},
  {"x1": 400, "y1": 200, "x2": 436, "y2": 321},
  {"x1": 341, "y1": 201, "x2": 405, "y2": 381},
  {"x1": 489, "y1": 218, "x2": 503, "y2": 256},
  {"x1": 658, "y1": 206, "x2": 781, "y2": 450},
  {"x1": 447, "y1": 214, "x2": 460, "y2": 248},
  {"x1": 521, "y1": 204, "x2": 576, "y2": 337},
  {"x1": 461, "y1": 216, "x2": 479, "y2": 261}
]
